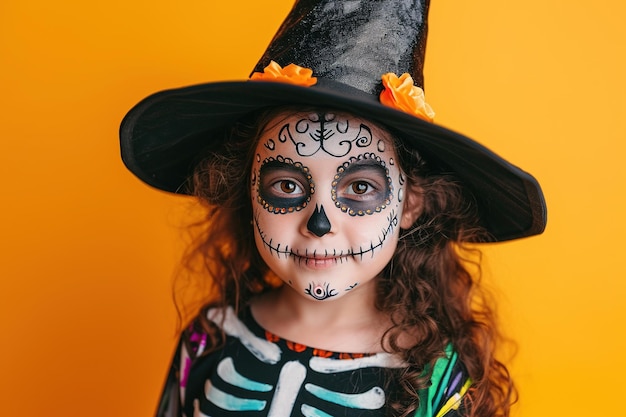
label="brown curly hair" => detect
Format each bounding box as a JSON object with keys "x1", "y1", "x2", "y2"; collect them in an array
[{"x1": 173, "y1": 107, "x2": 516, "y2": 417}]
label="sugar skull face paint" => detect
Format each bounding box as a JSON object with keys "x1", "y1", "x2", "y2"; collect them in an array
[{"x1": 251, "y1": 111, "x2": 409, "y2": 302}]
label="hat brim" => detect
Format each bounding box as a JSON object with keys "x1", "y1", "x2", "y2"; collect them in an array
[{"x1": 120, "y1": 79, "x2": 546, "y2": 242}]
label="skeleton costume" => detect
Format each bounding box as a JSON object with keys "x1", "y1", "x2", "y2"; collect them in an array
[
  {"x1": 156, "y1": 306, "x2": 470, "y2": 417},
  {"x1": 120, "y1": 0, "x2": 547, "y2": 416}
]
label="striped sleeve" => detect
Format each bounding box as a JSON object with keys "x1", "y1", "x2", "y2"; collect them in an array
[
  {"x1": 415, "y1": 345, "x2": 471, "y2": 417},
  {"x1": 155, "y1": 319, "x2": 210, "y2": 417}
]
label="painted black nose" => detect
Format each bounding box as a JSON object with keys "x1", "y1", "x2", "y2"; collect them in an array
[{"x1": 307, "y1": 204, "x2": 331, "y2": 237}]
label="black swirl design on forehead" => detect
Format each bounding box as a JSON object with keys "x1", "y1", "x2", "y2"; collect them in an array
[
  {"x1": 262, "y1": 112, "x2": 373, "y2": 158},
  {"x1": 256, "y1": 156, "x2": 315, "y2": 214},
  {"x1": 331, "y1": 153, "x2": 393, "y2": 216}
]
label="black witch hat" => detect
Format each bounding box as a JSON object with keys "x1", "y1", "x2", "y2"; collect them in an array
[{"x1": 120, "y1": 0, "x2": 547, "y2": 242}]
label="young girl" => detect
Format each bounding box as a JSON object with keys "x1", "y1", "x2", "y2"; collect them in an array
[{"x1": 120, "y1": 1, "x2": 546, "y2": 416}]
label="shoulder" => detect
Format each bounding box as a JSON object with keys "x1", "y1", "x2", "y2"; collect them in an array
[
  {"x1": 177, "y1": 305, "x2": 235, "y2": 361},
  {"x1": 183, "y1": 304, "x2": 268, "y2": 356}
]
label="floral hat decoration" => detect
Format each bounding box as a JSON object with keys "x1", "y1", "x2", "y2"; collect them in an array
[{"x1": 120, "y1": 0, "x2": 547, "y2": 242}]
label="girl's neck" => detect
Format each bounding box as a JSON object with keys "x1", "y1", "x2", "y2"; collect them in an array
[{"x1": 250, "y1": 279, "x2": 392, "y2": 353}]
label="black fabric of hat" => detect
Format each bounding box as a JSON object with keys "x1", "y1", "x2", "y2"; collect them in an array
[{"x1": 120, "y1": 0, "x2": 547, "y2": 242}]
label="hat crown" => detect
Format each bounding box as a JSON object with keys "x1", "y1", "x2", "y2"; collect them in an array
[{"x1": 253, "y1": 0, "x2": 429, "y2": 94}]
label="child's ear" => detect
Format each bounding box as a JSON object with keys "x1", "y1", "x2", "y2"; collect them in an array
[{"x1": 400, "y1": 182, "x2": 424, "y2": 229}]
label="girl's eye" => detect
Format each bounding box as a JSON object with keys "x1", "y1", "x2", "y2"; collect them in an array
[
  {"x1": 341, "y1": 178, "x2": 380, "y2": 200},
  {"x1": 332, "y1": 159, "x2": 392, "y2": 216},
  {"x1": 274, "y1": 180, "x2": 302, "y2": 194},
  {"x1": 257, "y1": 160, "x2": 312, "y2": 213},
  {"x1": 348, "y1": 181, "x2": 373, "y2": 195}
]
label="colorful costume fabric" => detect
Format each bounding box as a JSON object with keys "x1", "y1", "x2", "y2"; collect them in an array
[{"x1": 156, "y1": 306, "x2": 470, "y2": 417}]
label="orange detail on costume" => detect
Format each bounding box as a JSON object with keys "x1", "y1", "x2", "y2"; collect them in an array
[
  {"x1": 312, "y1": 348, "x2": 334, "y2": 358},
  {"x1": 265, "y1": 331, "x2": 280, "y2": 342},
  {"x1": 286, "y1": 340, "x2": 308, "y2": 352},
  {"x1": 338, "y1": 352, "x2": 366, "y2": 360},
  {"x1": 380, "y1": 73, "x2": 435, "y2": 122},
  {"x1": 250, "y1": 60, "x2": 318, "y2": 87}
]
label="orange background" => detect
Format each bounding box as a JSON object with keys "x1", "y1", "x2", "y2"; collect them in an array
[{"x1": 1, "y1": 1, "x2": 625, "y2": 416}]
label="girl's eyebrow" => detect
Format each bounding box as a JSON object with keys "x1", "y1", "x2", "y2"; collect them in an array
[
  {"x1": 260, "y1": 160, "x2": 305, "y2": 174},
  {"x1": 341, "y1": 159, "x2": 387, "y2": 174}
]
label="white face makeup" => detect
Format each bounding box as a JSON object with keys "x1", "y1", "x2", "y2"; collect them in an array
[{"x1": 251, "y1": 112, "x2": 408, "y2": 302}]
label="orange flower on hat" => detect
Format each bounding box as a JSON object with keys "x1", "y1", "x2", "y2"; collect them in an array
[
  {"x1": 380, "y1": 73, "x2": 435, "y2": 122},
  {"x1": 250, "y1": 60, "x2": 317, "y2": 87}
]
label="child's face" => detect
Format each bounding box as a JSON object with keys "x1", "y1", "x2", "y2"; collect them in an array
[{"x1": 251, "y1": 111, "x2": 410, "y2": 302}]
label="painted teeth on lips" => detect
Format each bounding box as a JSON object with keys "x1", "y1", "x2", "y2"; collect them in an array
[
  {"x1": 303, "y1": 256, "x2": 339, "y2": 268},
  {"x1": 297, "y1": 251, "x2": 349, "y2": 268}
]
